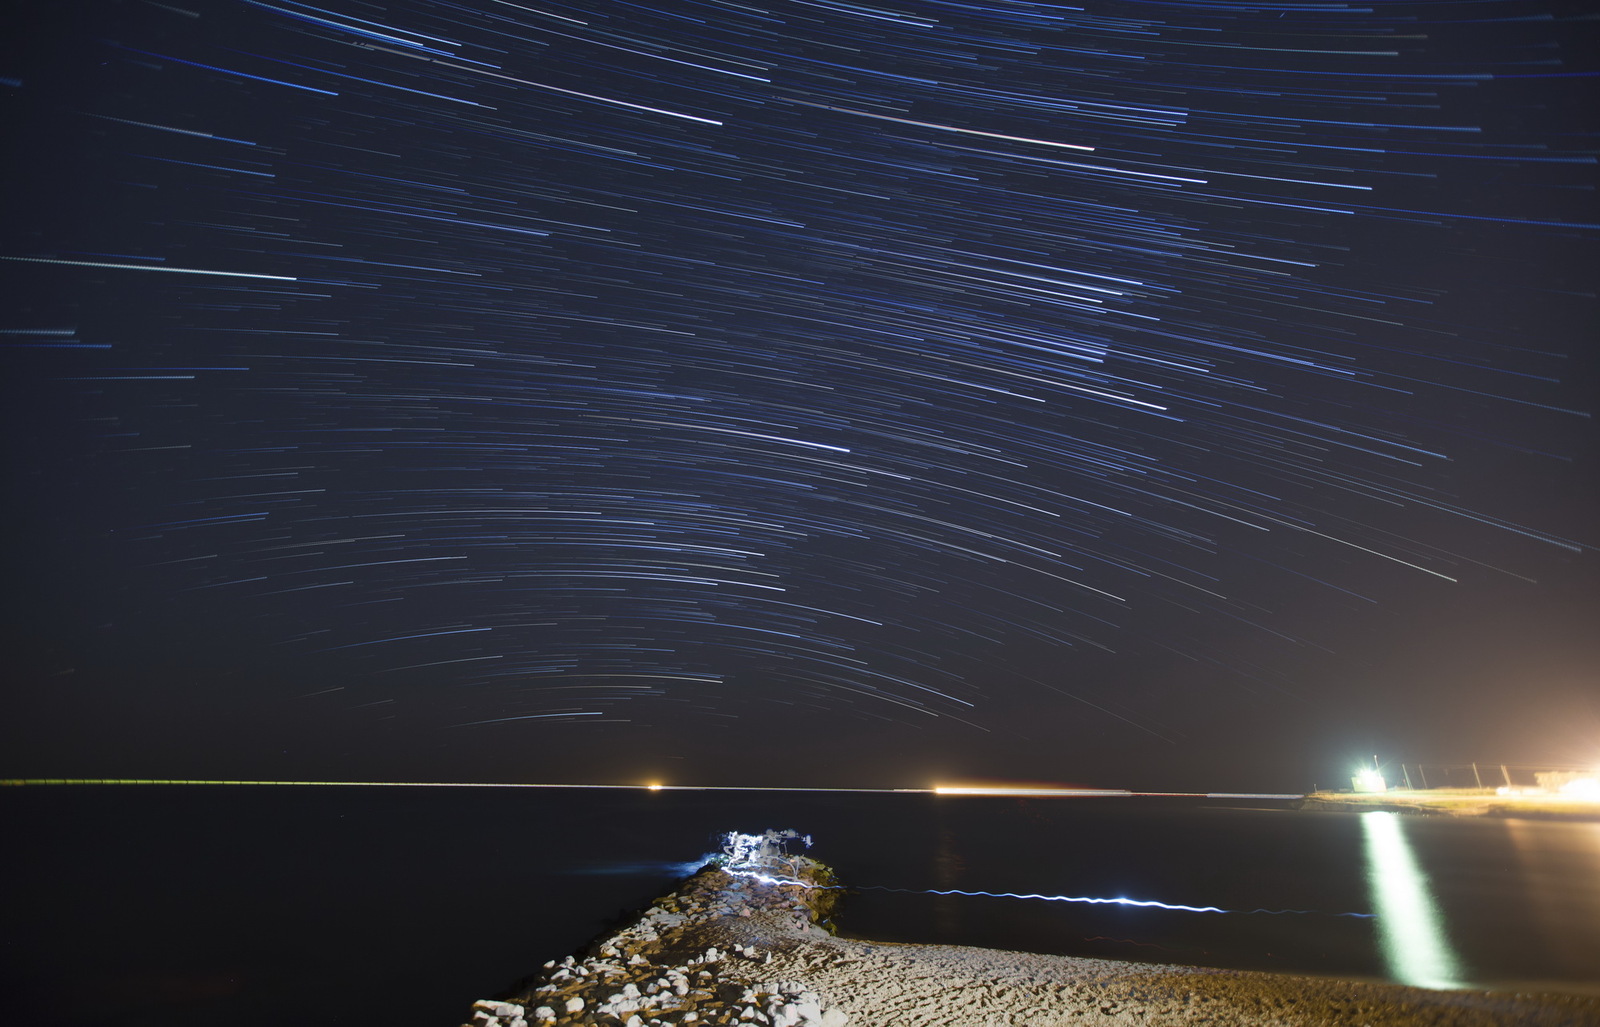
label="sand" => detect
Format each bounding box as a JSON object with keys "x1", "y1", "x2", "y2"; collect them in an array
[{"x1": 458, "y1": 853, "x2": 1600, "y2": 1027}]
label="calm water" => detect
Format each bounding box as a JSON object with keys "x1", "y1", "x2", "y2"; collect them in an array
[{"x1": 3, "y1": 787, "x2": 1598, "y2": 1027}]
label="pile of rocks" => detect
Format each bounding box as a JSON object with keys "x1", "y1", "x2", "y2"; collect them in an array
[{"x1": 458, "y1": 849, "x2": 849, "y2": 1027}]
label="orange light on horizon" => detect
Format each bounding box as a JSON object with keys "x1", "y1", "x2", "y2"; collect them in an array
[{"x1": 933, "y1": 784, "x2": 1131, "y2": 797}]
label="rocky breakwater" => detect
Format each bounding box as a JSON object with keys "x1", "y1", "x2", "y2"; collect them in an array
[
  {"x1": 459, "y1": 831, "x2": 850, "y2": 1027},
  {"x1": 458, "y1": 830, "x2": 1600, "y2": 1027}
]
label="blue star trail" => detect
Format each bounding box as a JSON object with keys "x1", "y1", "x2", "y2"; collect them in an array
[{"x1": 1, "y1": 0, "x2": 1594, "y2": 775}]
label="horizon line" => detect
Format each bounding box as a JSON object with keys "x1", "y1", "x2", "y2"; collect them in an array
[{"x1": 0, "y1": 778, "x2": 1303, "y2": 799}]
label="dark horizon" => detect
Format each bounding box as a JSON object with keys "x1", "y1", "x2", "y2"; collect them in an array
[{"x1": 2, "y1": 0, "x2": 1596, "y2": 792}]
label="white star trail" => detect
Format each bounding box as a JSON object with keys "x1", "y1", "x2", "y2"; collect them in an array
[{"x1": 1, "y1": 0, "x2": 1593, "y2": 765}]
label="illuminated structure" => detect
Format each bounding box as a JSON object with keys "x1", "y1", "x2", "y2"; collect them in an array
[{"x1": 1352, "y1": 767, "x2": 1387, "y2": 793}]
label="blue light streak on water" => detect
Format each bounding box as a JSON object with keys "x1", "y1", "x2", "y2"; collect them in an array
[
  {"x1": 855, "y1": 885, "x2": 1372, "y2": 918},
  {"x1": 725, "y1": 867, "x2": 1370, "y2": 917}
]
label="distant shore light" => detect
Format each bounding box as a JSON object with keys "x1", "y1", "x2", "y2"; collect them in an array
[
  {"x1": 934, "y1": 785, "x2": 1130, "y2": 797},
  {"x1": 1353, "y1": 768, "x2": 1388, "y2": 794}
]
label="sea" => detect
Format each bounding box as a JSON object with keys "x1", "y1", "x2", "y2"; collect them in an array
[{"x1": 4, "y1": 785, "x2": 1598, "y2": 1026}]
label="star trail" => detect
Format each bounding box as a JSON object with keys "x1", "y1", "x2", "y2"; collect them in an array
[{"x1": 1, "y1": 0, "x2": 1595, "y2": 785}]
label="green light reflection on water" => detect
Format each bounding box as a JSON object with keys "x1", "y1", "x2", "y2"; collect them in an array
[{"x1": 1361, "y1": 810, "x2": 1465, "y2": 990}]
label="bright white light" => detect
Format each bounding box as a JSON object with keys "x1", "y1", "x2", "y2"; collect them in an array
[
  {"x1": 720, "y1": 829, "x2": 810, "y2": 870},
  {"x1": 1559, "y1": 776, "x2": 1600, "y2": 800},
  {"x1": 1361, "y1": 812, "x2": 1464, "y2": 990},
  {"x1": 1353, "y1": 768, "x2": 1387, "y2": 793},
  {"x1": 722, "y1": 831, "x2": 765, "y2": 868}
]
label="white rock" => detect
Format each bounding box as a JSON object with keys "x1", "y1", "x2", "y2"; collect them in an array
[
  {"x1": 564, "y1": 997, "x2": 584, "y2": 1014},
  {"x1": 626, "y1": 1017, "x2": 643, "y2": 1027},
  {"x1": 820, "y1": 1010, "x2": 849, "y2": 1027},
  {"x1": 532, "y1": 1007, "x2": 556, "y2": 1023}
]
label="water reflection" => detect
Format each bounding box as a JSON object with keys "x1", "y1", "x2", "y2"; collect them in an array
[
  {"x1": 1361, "y1": 811, "x2": 1464, "y2": 989},
  {"x1": 1503, "y1": 819, "x2": 1600, "y2": 983}
]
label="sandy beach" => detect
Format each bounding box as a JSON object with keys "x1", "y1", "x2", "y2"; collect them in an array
[{"x1": 459, "y1": 844, "x2": 1600, "y2": 1027}]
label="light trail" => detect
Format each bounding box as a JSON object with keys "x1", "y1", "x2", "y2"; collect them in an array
[
  {"x1": 0, "y1": 255, "x2": 297, "y2": 280},
  {"x1": 853, "y1": 886, "x2": 1372, "y2": 918},
  {"x1": 932, "y1": 786, "x2": 1303, "y2": 799},
  {"x1": 10, "y1": 0, "x2": 1593, "y2": 776},
  {"x1": 2, "y1": 779, "x2": 1304, "y2": 799},
  {"x1": 0, "y1": 779, "x2": 924, "y2": 792},
  {"x1": 720, "y1": 867, "x2": 1369, "y2": 918}
]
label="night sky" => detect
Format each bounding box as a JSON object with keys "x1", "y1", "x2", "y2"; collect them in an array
[{"x1": 2, "y1": 0, "x2": 1595, "y2": 791}]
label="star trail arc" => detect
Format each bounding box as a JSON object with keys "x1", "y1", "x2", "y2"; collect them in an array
[{"x1": 1, "y1": 0, "x2": 1593, "y2": 753}]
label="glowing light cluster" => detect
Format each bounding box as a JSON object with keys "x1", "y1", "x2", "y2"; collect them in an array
[
  {"x1": 1560, "y1": 776, "x2": 1600, "y2": 801},
  {"x1": 720, "y1": 828, "x2": 812, "y2": 870},
  {"x1": 1352, "y1": 769, "x2": 1388, "y2": 794}
]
